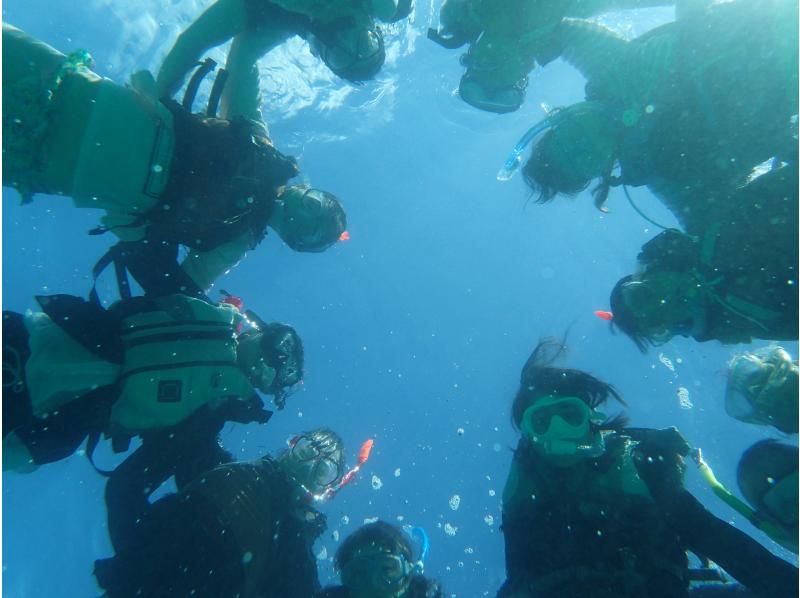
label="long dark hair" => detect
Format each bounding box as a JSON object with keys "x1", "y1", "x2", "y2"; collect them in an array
[
  {"x1": 511, "y1": 338, "x2": 628, "y2": 431},
  {"x1": 520, "y1": 104, "x2": 617, "y2": 204}
]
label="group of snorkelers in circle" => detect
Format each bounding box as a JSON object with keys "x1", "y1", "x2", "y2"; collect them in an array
[{"x1": 2, "y1": 0, "x2": 798, "y2": 596}]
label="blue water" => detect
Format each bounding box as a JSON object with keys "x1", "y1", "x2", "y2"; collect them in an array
[{"x1": 2, "y1": 2, "x2": 797, "y2": 596}]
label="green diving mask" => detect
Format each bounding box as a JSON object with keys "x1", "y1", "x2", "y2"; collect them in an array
[{"x1": 521, "y1": 396, "x2": 606, "y2": 458}]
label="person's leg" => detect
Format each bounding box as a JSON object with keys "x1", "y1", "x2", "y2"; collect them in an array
[{"x1": 3, "y1": 311, "x2": 33, "y2": 439}]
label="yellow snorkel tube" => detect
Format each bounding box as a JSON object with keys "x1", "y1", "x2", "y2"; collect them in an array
[{"x1": 692, "y1": 448, "x2": 798, "y2": 554}]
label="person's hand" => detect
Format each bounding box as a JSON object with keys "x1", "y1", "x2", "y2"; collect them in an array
[{"x1": 631, "y1": 427, "x2": 691, "y2": 499}]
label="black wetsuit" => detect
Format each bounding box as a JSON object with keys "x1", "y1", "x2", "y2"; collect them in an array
[
  {"x1": 317, "y1": 576, "x2": 444, "y2": 598},
  {"x1": 498, "y1": 430, "x2": 799, "y2": 598},
  {"x1": 95, "y1": 457, "x2": 326, "y2": 598}
]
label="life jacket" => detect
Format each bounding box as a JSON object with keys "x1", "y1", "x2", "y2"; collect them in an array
[
  {"x1": 110, "y1": 294, "x2": 255, "y2": 434},
  {"x1": 145, "y1": 100, "x2": 298, "y2": 252}
]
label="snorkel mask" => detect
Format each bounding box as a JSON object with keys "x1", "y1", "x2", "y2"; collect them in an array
[
  {"x1": 295, "y1": 437, "x2": 374, "y2": 503},
  {"x1": 521, "y1": 396, "x2": 606, "y2": 459},
  {"x1": 620, "y1": 273, "x2": 701, "y2": 346},
  {"x1": 340, "y1": 526, "x2": 430, "y2": 598},
  {"x1": 244, "y1": 311, "x2": 304, "y2": 409},
  {"x1": 309, "y1": 18, "x2": 386, "y2": 82}
]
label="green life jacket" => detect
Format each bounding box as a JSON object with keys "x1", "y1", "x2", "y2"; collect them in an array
[{"x1": 111, "y1": 295, "x2": 254, "y2": 434}]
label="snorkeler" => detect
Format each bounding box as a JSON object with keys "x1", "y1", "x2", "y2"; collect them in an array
[
  {"x1": 2, "y1": 24, "x2": 347, "y2": 297},
  {"x1": 608, "y1": 164, "x2": 798, "y2": 349},
  {"x1": 95, "y1": 428, "x2": 351, "y2": 598},
  {"x1": 2, "y1": 292, "x2": 303, "y2": 473},
  {"x1": 157, "y1": 0, "x2": 414, "y2": 116},
  {"x1": 501, "y1": 0, "x2": 797, "y2": 228},
  {"x1": 428, "y1": 0, "x2": 681, "y2": 114},
  {"x1": 498, "y1": 339, "x2": 799, "y2": 597},
  {"x1": 318, "y1": 521, "x2": 443, "y2": 598}
]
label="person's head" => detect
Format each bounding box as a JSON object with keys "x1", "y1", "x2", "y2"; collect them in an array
[
  {"x1": 237, "y1": 315, "x2": 304, "y2": 409},
  {"x1": 309, "y1": 16, "x2": 386, "y2": 82},
  {"x1": 610, "y1": 271, "x2": 704, "y2": 350},
  {"x1": 272, "y1": 185, "x2": 346, "y2": 253},
  {"x1": 335, "y1": 521, "x2": 417, "y2": 598},
  {"x1": 610, "y1": 230, "x2": 705, "y2": 351},
  {"x1": 521, "y1": 103, "x2": 618, "y2": 202},
  {"x1": 737, "y1": 440, "x2": 798, "y2": 536},
  {"x1": 725, "y1": 347, "x2": 799, "y2": 434},
  {"x1": 278, "y1": 427, "x2": 346, "y2": 498},
  {"x1": 512, "y1": 339, "x2": 627, "y2": 465}
]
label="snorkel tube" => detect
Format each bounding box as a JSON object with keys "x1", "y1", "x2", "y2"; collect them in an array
[
  {"x1": 692, "y1": 448, "x2": 797, "y2": 554},
  {"x1": 410, "y1": 526, "x2": 430, "y2": 574},
  {"x1": 497, "y1": 102, "x2": 613, "y2": 182},
  {"x1": 310, "y1": 438, "x2": 374, "y2": 503},
  {"x1": 497, "y1": 118, "x2": 554, "y2": 181}
]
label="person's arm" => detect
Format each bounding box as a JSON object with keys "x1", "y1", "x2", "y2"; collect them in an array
[
  {"x1": 180, "y1": 230, "x2": 257, "y2": 293},
  {"x1": 370, "y1": 0, "x2": 399, "y2": 21},
  {"x1": 105, "y1": 411, "x2": 235, "y2": 553},
  {"x1": 665, "y1": 490, "x2": 798, "y2": 598},
  {"x1": 536, "y1": 18, "x2": 627, "y2": 76},
  {"x1": 156, "y1": 0, "x2": 249, "y2": 98},
  {"x1": 220, "y1": 28, "x2": 284, "y2": 122}
]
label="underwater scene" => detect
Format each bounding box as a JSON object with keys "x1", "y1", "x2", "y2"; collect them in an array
[{"x1": 2, "y1": 0, "x2": 798, "y2": 596}]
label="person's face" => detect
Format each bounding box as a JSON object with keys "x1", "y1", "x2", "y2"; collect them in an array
[
  {"x1": 314, "y1": 23, "x2": 384, "y2": 81},
  {"x1": 342, "y1": 547, "x2": 412, "y2": 598},
  {"x1": 520, "y1": 396, "x2": 606, "y2": 465},
  {"x1": 238, "y1": 333, "x2": 277, "y2": 393},
  {"x1": 280, "y1": 188, "x2": 331, "y2": 251},
  {"x1": 622, "y1": 271, "x2": 700, "y2": 344},
  {"x1": 283, "y1": 434, "x2": 344, "y2": 496}
]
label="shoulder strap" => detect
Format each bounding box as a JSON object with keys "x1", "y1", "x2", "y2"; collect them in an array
[
  {"x1": 90, "y1": 244, "x2": 132, "y2": 306},
  {"x1": 91, "y1": 241, "x2": 208, "y2": 303}
]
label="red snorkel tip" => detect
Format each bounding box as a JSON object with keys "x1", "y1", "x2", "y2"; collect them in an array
[
  {"x1": 339, "y1": 231, "x2": 350, "y2": 241},
  {"x1": 594, "y1": 310, "x2": 614, "y2": 321}
]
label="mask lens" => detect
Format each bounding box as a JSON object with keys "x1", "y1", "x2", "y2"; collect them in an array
[
  {"x1": 346, "y1": 551, "x2": 408, "y2": 590},
  {"x1": 313, "y1": 457, "x2": 342, "y2": 487},
  {"x1": 292, "y1": 436, "x2": 319, "y2": 461},
  {"x1": 530, "y1": 399, "x2": 588, "y2": 434},
  {"x1": 320, "y1": 27, "x2": 382, "y2": 78}
]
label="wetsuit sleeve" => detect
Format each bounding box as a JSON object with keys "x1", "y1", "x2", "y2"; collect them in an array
[
  {"x1": 104, "y1": 412, "x2": 233, "y2": 554},
  {"x1": 665, "y1": 490, "x2": 799, "y2": 598},
  {"x1": 371, "y1": 0, "x2": 399, "y2": 21},
  {"x1": 156, "y1": 0, "x2": 249, "y2": 99},
  {"x1": 180, "y1": 230, "x2": 257, "y2": 292},
  {"x1": 538, "y1": 18, "x2": 627, "y2": 76},
  {"x1": 220, "y1": 28, "x2": 284, "y2": 122}
]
